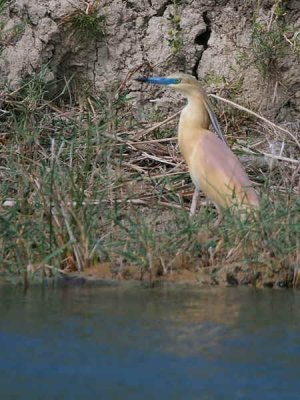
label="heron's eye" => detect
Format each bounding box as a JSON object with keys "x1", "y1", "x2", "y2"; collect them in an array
[{"x1": 174, "y1": 78, "x2": 182, "y2": 84}]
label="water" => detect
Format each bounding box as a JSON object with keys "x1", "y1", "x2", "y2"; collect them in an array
[{"x1": 0, "y1": 284, "x2": 300, "y2": 400}]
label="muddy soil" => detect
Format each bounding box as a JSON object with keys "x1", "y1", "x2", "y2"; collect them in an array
[{"x1": 68, "y1": 260, "x2": 296, "y2": 289}]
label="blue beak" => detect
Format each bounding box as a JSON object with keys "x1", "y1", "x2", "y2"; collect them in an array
[{"x1": 135, "y1": 77, "x2": 179, "y2": 85}]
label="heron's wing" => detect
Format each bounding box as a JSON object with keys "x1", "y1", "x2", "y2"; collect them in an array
[
  {"x1": 191, "y1": 132, "x2": 259, "y2": 207},
  {"x1": 203, "y1": 97, "x2": 227, "y2": 145}
]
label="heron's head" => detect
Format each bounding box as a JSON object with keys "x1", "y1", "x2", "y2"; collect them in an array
[
  {"x1": 135, "y1": 73, "x2": 201, "y2": 96},
  {"x1": 135, "y1": 72, "x2": 226, "y2": 144}
]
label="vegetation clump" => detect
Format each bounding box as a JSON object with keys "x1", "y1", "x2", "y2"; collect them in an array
[
  {"x1": 0, "y1": 63, "x2": 299, "y2": 287},
  {"x1": 60, "y1": 0, "x2": 105, "y2": 40},
  {"x1": 167, "y1": 1, "x2": 184, "y2": 54},
  {"x1": 250, "y1": 0, "x2": 299, "y2": 77}
]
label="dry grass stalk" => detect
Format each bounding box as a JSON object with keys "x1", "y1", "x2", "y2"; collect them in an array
[{"x1": 210, "y1": 93, "x2": 300, "y2": 149}]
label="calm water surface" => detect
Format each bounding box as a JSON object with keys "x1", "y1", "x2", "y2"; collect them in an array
[{"x1": 0, "y1": 284, "x2": 300, "y2": 399}]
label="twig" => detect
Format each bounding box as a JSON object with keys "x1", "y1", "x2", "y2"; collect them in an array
[
  {"x1": 145, "y1": 171, "x2": 188, "y2": 179},
  {"x1": 141, "y1": 152, "x2": 178, "y2": 167},
  {"x1": 129, "y1": 137, "x2": 177, "y2": 145},
  {"x1": 45, "y1": 264, "x2": 68, "y2": 274},
  {"x1": 209, "y1": 93, "x2": 300, "y2": 149},
  {"x1": 262, "y1": 152, "x2": 298, "y2": 164},
  {"x1": 121, "y1": 161, "x2": 146, "y2": 173},
  {"x1": 136, "y1": 110, "x2": 181, "y2": 139},
  {"x1": 113, "y1": 198, "x2": 190, "y2": 210},
  {"x1": 239, "y1": 146, "x2": 299, "y2": 164},
  {"x1": 59, "y1": 203, "x2": 83, "y2": 272}
]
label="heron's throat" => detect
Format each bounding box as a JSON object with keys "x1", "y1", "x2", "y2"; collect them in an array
[{"x1": 178, "y1": 95, "x2": 210, "y2": 164}]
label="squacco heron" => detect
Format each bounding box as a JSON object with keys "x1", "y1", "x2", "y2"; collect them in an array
[{"x1": 135, "y1": 73, "x2": 259, "y2": 220}]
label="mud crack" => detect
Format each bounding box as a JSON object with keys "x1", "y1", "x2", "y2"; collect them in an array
[
  {"x1": 192, "y1": 11, "x2": 212, "y2": 79},
  {"x1": 155, "y1": 0, "x2": 173, "y2": 17}
]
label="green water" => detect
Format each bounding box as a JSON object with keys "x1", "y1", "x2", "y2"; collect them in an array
[{"x1": 0, "y1": 284, "x2": 299, "y2": 399}]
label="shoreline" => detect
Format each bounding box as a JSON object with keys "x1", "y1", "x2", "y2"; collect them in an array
[{"x1": 1, "y1": 260, "x2": 295, "y2": 289}]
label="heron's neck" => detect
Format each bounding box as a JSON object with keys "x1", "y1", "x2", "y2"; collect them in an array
[
  {"x1": 180, "y1": 92, "x2": 210, "y2": 129},
  {"x1": 178, "y1": 93, "x2": 210, "y2": 164}
]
